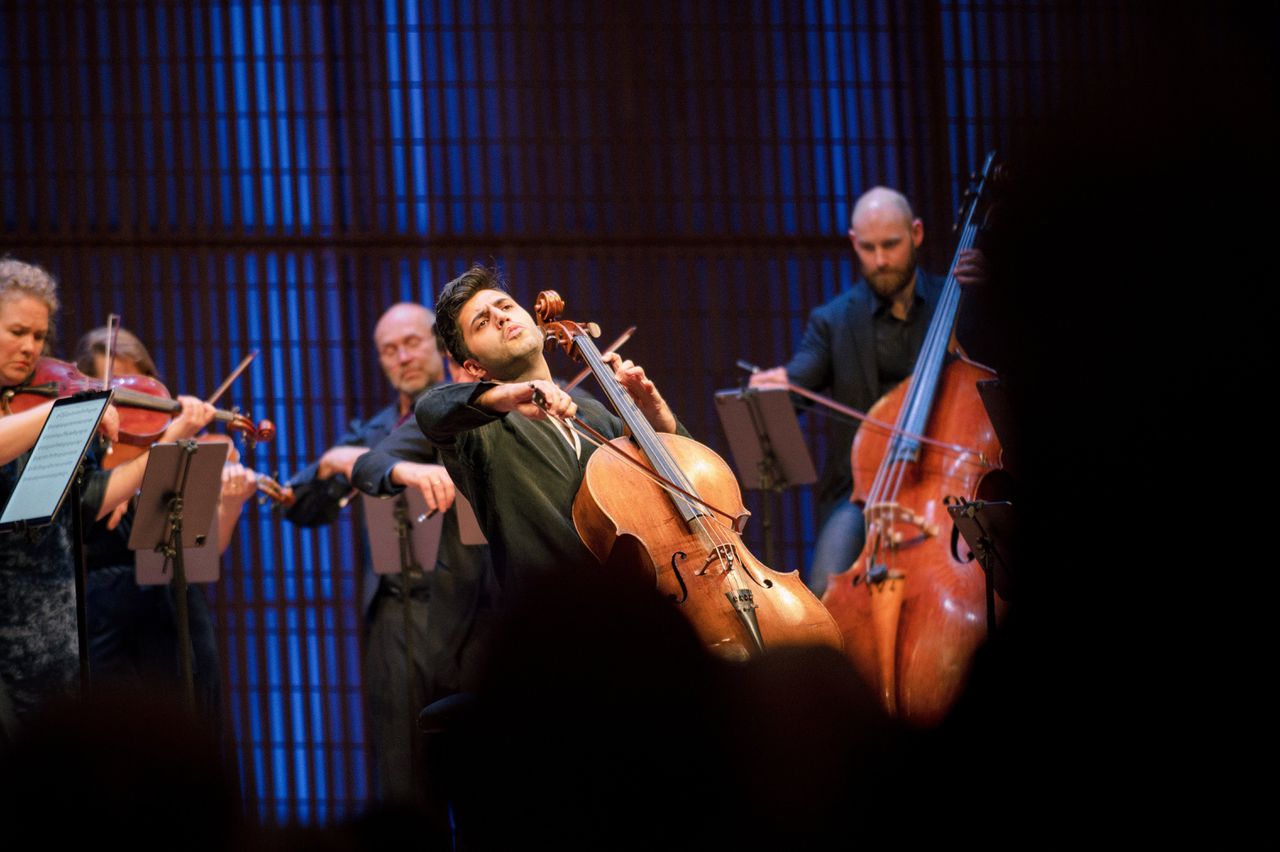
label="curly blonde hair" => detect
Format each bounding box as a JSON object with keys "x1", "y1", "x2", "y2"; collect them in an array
[{"x1": 0, "y1": 258, "x2": 60, "y2": 316}]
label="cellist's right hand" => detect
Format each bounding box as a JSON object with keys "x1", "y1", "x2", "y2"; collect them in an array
[{"x1": 479, "y1": 379, "x2": 577, "y2": 421}]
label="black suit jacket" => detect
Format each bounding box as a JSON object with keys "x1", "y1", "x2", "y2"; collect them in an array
[{"x1": 786, "y1": 270, "x2": 947, "y2": 518}]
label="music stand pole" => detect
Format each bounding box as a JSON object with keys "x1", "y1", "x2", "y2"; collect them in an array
[
  {"x1": 743, "y1": 397, "x2": 784, "y2": 568},
  {"x1": 361, "y1": 489, "x2": 444, "y2": 800},
  {"x1": 393, "y1": 495, "x2": 424, "y2": 797},
  {"x1": 713, "y1": 385, "x2": 817, "y2": 572},
  {"x1": 161, "y1": 441, "x2": 199, "y2": 709},
  {"x1": 70, "y1": 464, "x2": 90, "y2": 690},
  {"x1": 947, "y1": 499, "x2": 1016, "y2": 642}
]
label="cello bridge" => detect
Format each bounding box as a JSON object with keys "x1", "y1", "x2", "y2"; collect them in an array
[{"x1": 697, "y1": 544, "x2": 736, "y2": 576}]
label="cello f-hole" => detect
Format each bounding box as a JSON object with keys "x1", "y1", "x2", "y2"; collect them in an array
[{"x1": 668, "y1": 551, "x2": 689, "y2": 604}]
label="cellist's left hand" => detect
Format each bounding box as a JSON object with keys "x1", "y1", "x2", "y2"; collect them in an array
[{"x1": 603, "y1": 352, "x2": 677, "y2": 434}]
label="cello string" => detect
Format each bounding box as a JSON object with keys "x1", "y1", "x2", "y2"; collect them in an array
[
  {"x1": 875, "y1": 221, "x2": 976, "y2": 498},
  {"x1": 902, "y1": 222, "x2": 972, "y2": 433},
  {"x1": 554, "y1": 411, "x2": 740, "y2": 526},
  {"x1": 553, "y1": 332, "x2": 745, "y2": 573},
  {"x1": 569, "y1": 332, "x2": 746, "y2": 581}
]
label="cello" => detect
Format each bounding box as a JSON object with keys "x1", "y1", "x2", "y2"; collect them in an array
[
  {"x1": 535, "y1": 292, "x2": 844, "y2": 660},
  {"x1": 823, "y1": 153, "x2": 1010, "y2": 725}
]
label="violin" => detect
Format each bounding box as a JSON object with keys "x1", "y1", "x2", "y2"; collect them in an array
[
  {"x1": 1, "y1": 357, "x2": 275, "y2": 468},
  {"x1": 195, "y1": 432, "x2": 295, "y2": 508},
  {"x1": 822, "y1": 152, "x2": 1010, "y2": 725},
  {"x1": 535, "y1": 291, "x2": 844, "y2": 659}
]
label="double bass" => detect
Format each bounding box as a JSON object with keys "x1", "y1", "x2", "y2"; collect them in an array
[
  {"x1": 823, "y1": 153, "x2": 1009, "y2": 725},
  {"x1": 535, "y1": 293, "x2": 844, "y2": 660}
]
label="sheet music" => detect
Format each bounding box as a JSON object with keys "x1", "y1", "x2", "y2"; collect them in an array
[{"x1": 1, "y1": 394, "x2": 109, "y2": 526}]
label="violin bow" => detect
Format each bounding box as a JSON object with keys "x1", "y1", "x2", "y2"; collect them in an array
[
  {"x1": 102, "y1": 314, "x2": 121, "y2": 391},
  {"x1": 206, "y1": 350, "x2": 258, "y2": 406}
]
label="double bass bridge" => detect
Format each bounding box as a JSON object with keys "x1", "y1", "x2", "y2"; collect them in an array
[{"x1": 864, "y1": 501, "x2": 940, "y2": 544}]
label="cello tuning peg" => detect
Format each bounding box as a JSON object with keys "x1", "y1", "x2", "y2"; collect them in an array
[{"x1": 585, "y1": 322, "x2": 601, "y2": 338}]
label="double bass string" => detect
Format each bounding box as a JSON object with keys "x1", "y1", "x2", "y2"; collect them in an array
[{"x1": 864, "y1": 220, "x2": 979, "y2": 534}]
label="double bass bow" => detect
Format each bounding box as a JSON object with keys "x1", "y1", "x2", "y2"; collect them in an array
[
  {"x1": 823, "y1": 152, "x2": 1011, "y2": 725},
  {"x1": 534, "y1": 292, "x2": 844, "y2": 660}
]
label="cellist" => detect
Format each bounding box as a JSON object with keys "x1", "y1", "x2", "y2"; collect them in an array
[
  {"x1": 416, "y1": 264, "x2": 687, "y2": 594},
  {"x1": 749, "y1": 186, "x2": 986, "y2": 596}
]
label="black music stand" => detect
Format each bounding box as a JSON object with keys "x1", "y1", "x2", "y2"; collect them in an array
[
  {"x1": 713, "y1": 386, "x2": 817, "y2": 567},
  {"x1": 362, "y1": 489, "x2": 444, "y2": 793},
  {"x1": 0, "y1": 391, "x2": 113, "y2": 690},
  {"x1": 948, "y1": 499, "x2": 1017, "y2": 640},
  {"x1": 127, "y1": 440, "x2": 227, "y2": 708}
]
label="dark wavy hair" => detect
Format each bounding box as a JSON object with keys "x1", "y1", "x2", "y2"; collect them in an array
[{"x1": 435, "y1": 264, "x2": 507, "y2": 365}]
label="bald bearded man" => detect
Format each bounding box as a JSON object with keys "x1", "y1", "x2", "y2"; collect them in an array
[
  {"x1": 284, "y1": 302, "x2": 457, "y2": 807},
  {"x1": 751, "y1": 187, "x2": 984, "y2": 597}
]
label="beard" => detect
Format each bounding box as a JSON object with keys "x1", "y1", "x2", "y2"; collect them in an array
[{"x1": 864, "y1": 246, "x2": 919, "y2": 302}]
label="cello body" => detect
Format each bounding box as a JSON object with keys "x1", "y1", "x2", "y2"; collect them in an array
[
  {"x1": 533, "y1": 289, "x2": 844, "y2": 661},
  {"x1": 823, "y1": 355, "x2": 1006, "y2": 726},
  {"x1": 574, "y1": 432, "x2": 845, "y2": 660}
]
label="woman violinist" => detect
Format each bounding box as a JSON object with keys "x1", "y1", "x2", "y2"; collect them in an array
[
  {"x1": 0, "y1": 260, "x2": 210, "y2": 725},
  {"x1": 72, "y1": 325, "x2": 256, "y2": 715}
]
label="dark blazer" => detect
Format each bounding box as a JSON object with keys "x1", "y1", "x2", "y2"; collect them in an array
[
  {"x1": 285, "y1": 403, "x2": 404, "y2": 618},
  {"x1": 786, "y1": 270, "x2": 947, "y2": 518},
  {"x1": 351, "y1": 418, "x2": 495, "y2": 699}
]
